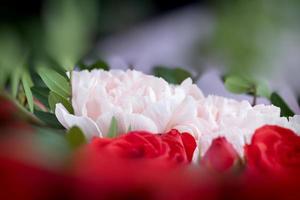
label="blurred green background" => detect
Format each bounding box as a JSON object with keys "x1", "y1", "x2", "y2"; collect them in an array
[{"x1": 1, "y1": 0, "x2": 300, "y2": 114}]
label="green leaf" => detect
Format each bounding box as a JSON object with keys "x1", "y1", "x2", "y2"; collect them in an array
[
  {"x1": 22, "y1": 71, "x2": 34, "y2": 112},
  {"x1": 270, "y1": 92, "x2": 295, "y2": 117},
  {"x1": 0, "y1": 70, "x2": 9, "y2": 90},
  {"x1": 48, "y1": 91, "x2": 73, "y2": 113},
  {"x1": 31, "y1": 86, "x2": 50, "y2": 108},
  {"x1": 37, "y1": 67, "x2": 70, "y2": 98},
  {"x1": 256, "y1": 81, "x2": 271, "y2": 98},
  {"x1": 224, "y1": 75, "x2": 271, "y2": 99},
  {"x1": 153, "y1": 67, "x2": 192, "y2": 84},
  {"x1": 65, "y1": 126, "x2": 87, "y2": 149},
  {"x1": 34, "y1": 110, "x2": 64, "y2": 128},
  {"x1": 10, "y1": 67, "x2": 23, "y2": 97},
  {"x1": 90, "y1": 60, "x2": 109, "y2": 71},
  {"x1": 77, "y1": 62, "x2": 87, "y2": 70},
  {"x1": 0, "y1": 29, "x2": 24, "y2": 88},
  {"x1": 44, "y1": 0, "x2": 98, "y2": 70},
  {"x1": 77, "y1": 59, "x2": 110, "y2": 71},
  {"x1": 107, "y1": 116, "x2": 118, "y2": 138},
  {"x1": 224, "y1": 75, "x2": 253, "y2": 94}
]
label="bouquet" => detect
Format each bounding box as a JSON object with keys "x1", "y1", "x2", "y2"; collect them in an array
[{"x1": 1, "y1": 67, "x2": 300, "y2": 200}]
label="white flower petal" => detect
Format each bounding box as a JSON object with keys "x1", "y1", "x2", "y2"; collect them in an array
[{"x1": 55, "y1": 103, "x2": 102, "y2": 139}]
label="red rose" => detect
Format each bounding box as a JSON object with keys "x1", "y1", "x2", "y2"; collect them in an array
[
  {"x1": 89, "y1": 129, "x2": 196, "y2": 164},
  {"x1": 201, "y1": 137, "x2": 240, "y2": 173},
  {"x1": 71, "y1": 132, "x2": 217, "y2": 200},
  {"x1": 245, "y1": 125, "x2": 300, "y2": 176}
]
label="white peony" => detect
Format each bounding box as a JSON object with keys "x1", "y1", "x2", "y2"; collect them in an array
[
  {"x1": 55, "y1": 69, "x2": 300, "y2": 158},
  {"x1": 55, "y1": 69, "x2": 204, "y2": 139},
  {"x1": 196, "y1": 95, "x2": 300, "y2": 156}
]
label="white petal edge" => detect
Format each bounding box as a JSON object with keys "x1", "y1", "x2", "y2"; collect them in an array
[{"x1": 55, "y1": 103, "x2": 102, "y2": 140}]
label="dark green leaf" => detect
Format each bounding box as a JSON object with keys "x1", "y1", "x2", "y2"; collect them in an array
[
  {"x1": 44, "y1": 58, "x2": 70, "y2": 80},
  {"x1": 31, "y1": 72, "x2": 48, "y2": 88},
  {"x1": 107, "y1": 116, "x2": 118, "y2": 138},
  {"x1": 65, "y1": 126, "x2": 87, "y2": 149},
  {"x1": 77, "y1": 60, "x2": 110, "y2": 71},
  {"x1": 48, "y1": 91, "x2": 73, "y2": 113},
  {"x1": 0, "y1": 70, "x2": 9, "y2": 90},
  {"x1": 37, "y1": 67, "x2": 70, "y2": 98},
  {"x1": 31, "y1": 86, "x2": 50, "y2": 108},
  {"x1": 90, "y1": 60, "x2": 109, "y2": 71},
  {"x1": 34, "y1": 110, "x2": 64, "y2": 128},
  {"x1": 153, "y1": 66, "x2": 192, "y2": 84},
  {"x1": 77, "y1": 62, "x2": 87, "y2": 70},
  {"x1": 22, "y1": 71, "x2": 34, "y2": 112},
  {"x1": 270, "y1": 92, "x2": 295, "y2": 117}
]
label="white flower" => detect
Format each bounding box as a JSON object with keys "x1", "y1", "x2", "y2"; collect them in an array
[
  {"x1": 55, "y1": 69, "x2": 204, "y2": 140},
  {"x1": 55, "y1": 69, "x2": 300, "y2": 159},
  {"x1": 196, "y1": 95, "x2": 298, "y2": 156}
]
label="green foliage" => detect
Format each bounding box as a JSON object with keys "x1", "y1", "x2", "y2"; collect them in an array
[
  {"x1": 89, "y1": 60, "x2": 110, "y2": 71},
  {"x1": 31, "y1": 86, "x2": 50, "y2": 108},
  {"x1": 65, "y1": 126, "x2": 87, "y2": 149},
  {"x1": 270, "y1": 92, "x2": 295, "y2": 117},
  {"x1": 0, "y1": 0, "x2": 103, "y2": 136},
  {"x1": 207, "y1": 0, "x2": 286, "y2": 76},
  {"x1": 107, "y1": 116, "x2": 118, "y2": 138},
  {"x1": 78, "y1": 59, "x2": 110, "y2": 71},
  {"x1": 38, "y1": 67, "x2": 71, "y2": 98},
  {"x1": 153, "y1": 66, "x2": 193, "y2": 84},
  {"x1": 0, "y1": 29, "x2": 24, "y2": 89},
  {"x1": 48, "y1": 91, "x2": 73, "y2": 114},
  {"x1": 224, "y1": 75, "x2": 254, "y2": 94},
  {"x1": 10, "y1": 67, "x2": 23, "y2": 98},
  {"x1": 21, "y1": 71, "x2": 34, "y2": 112},
  {"x1": 44, "y1": 0, "x2": 98, "y2": 70},
  {"x1": 224, "y1": 75, "x2": 270, "y2": 98},
  {"x1": 256, "y1": 81, "x2": 271, "y2": 99},
  {"x1": 34, "y1": 110, "x2": 64, "y2": 128}
]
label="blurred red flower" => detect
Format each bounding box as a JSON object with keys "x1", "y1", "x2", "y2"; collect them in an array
[
  {"x1": 71, "y1": 135, "x2": 216, "y2": 200},
  {"x1": 0, "y1": 155, "x2": 73, "y2": 200},
  {"x1": 201, "y1": 137, "x2": 240, "y2": 173},
  {"x1": 89, "y1": 129, "x2": 196, "y2": 164},
  {"x1": 245, "y1": 125, "x2": 300, "y2": 177}
]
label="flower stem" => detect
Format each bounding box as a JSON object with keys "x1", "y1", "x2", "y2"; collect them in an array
[{"x1": 252, "y1": 87, "x2": 257, "y2": 106}]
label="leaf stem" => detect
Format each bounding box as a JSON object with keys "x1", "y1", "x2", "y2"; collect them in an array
[{"x1": 252, "y1": 87, "x2": 257, "y2": 106}]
